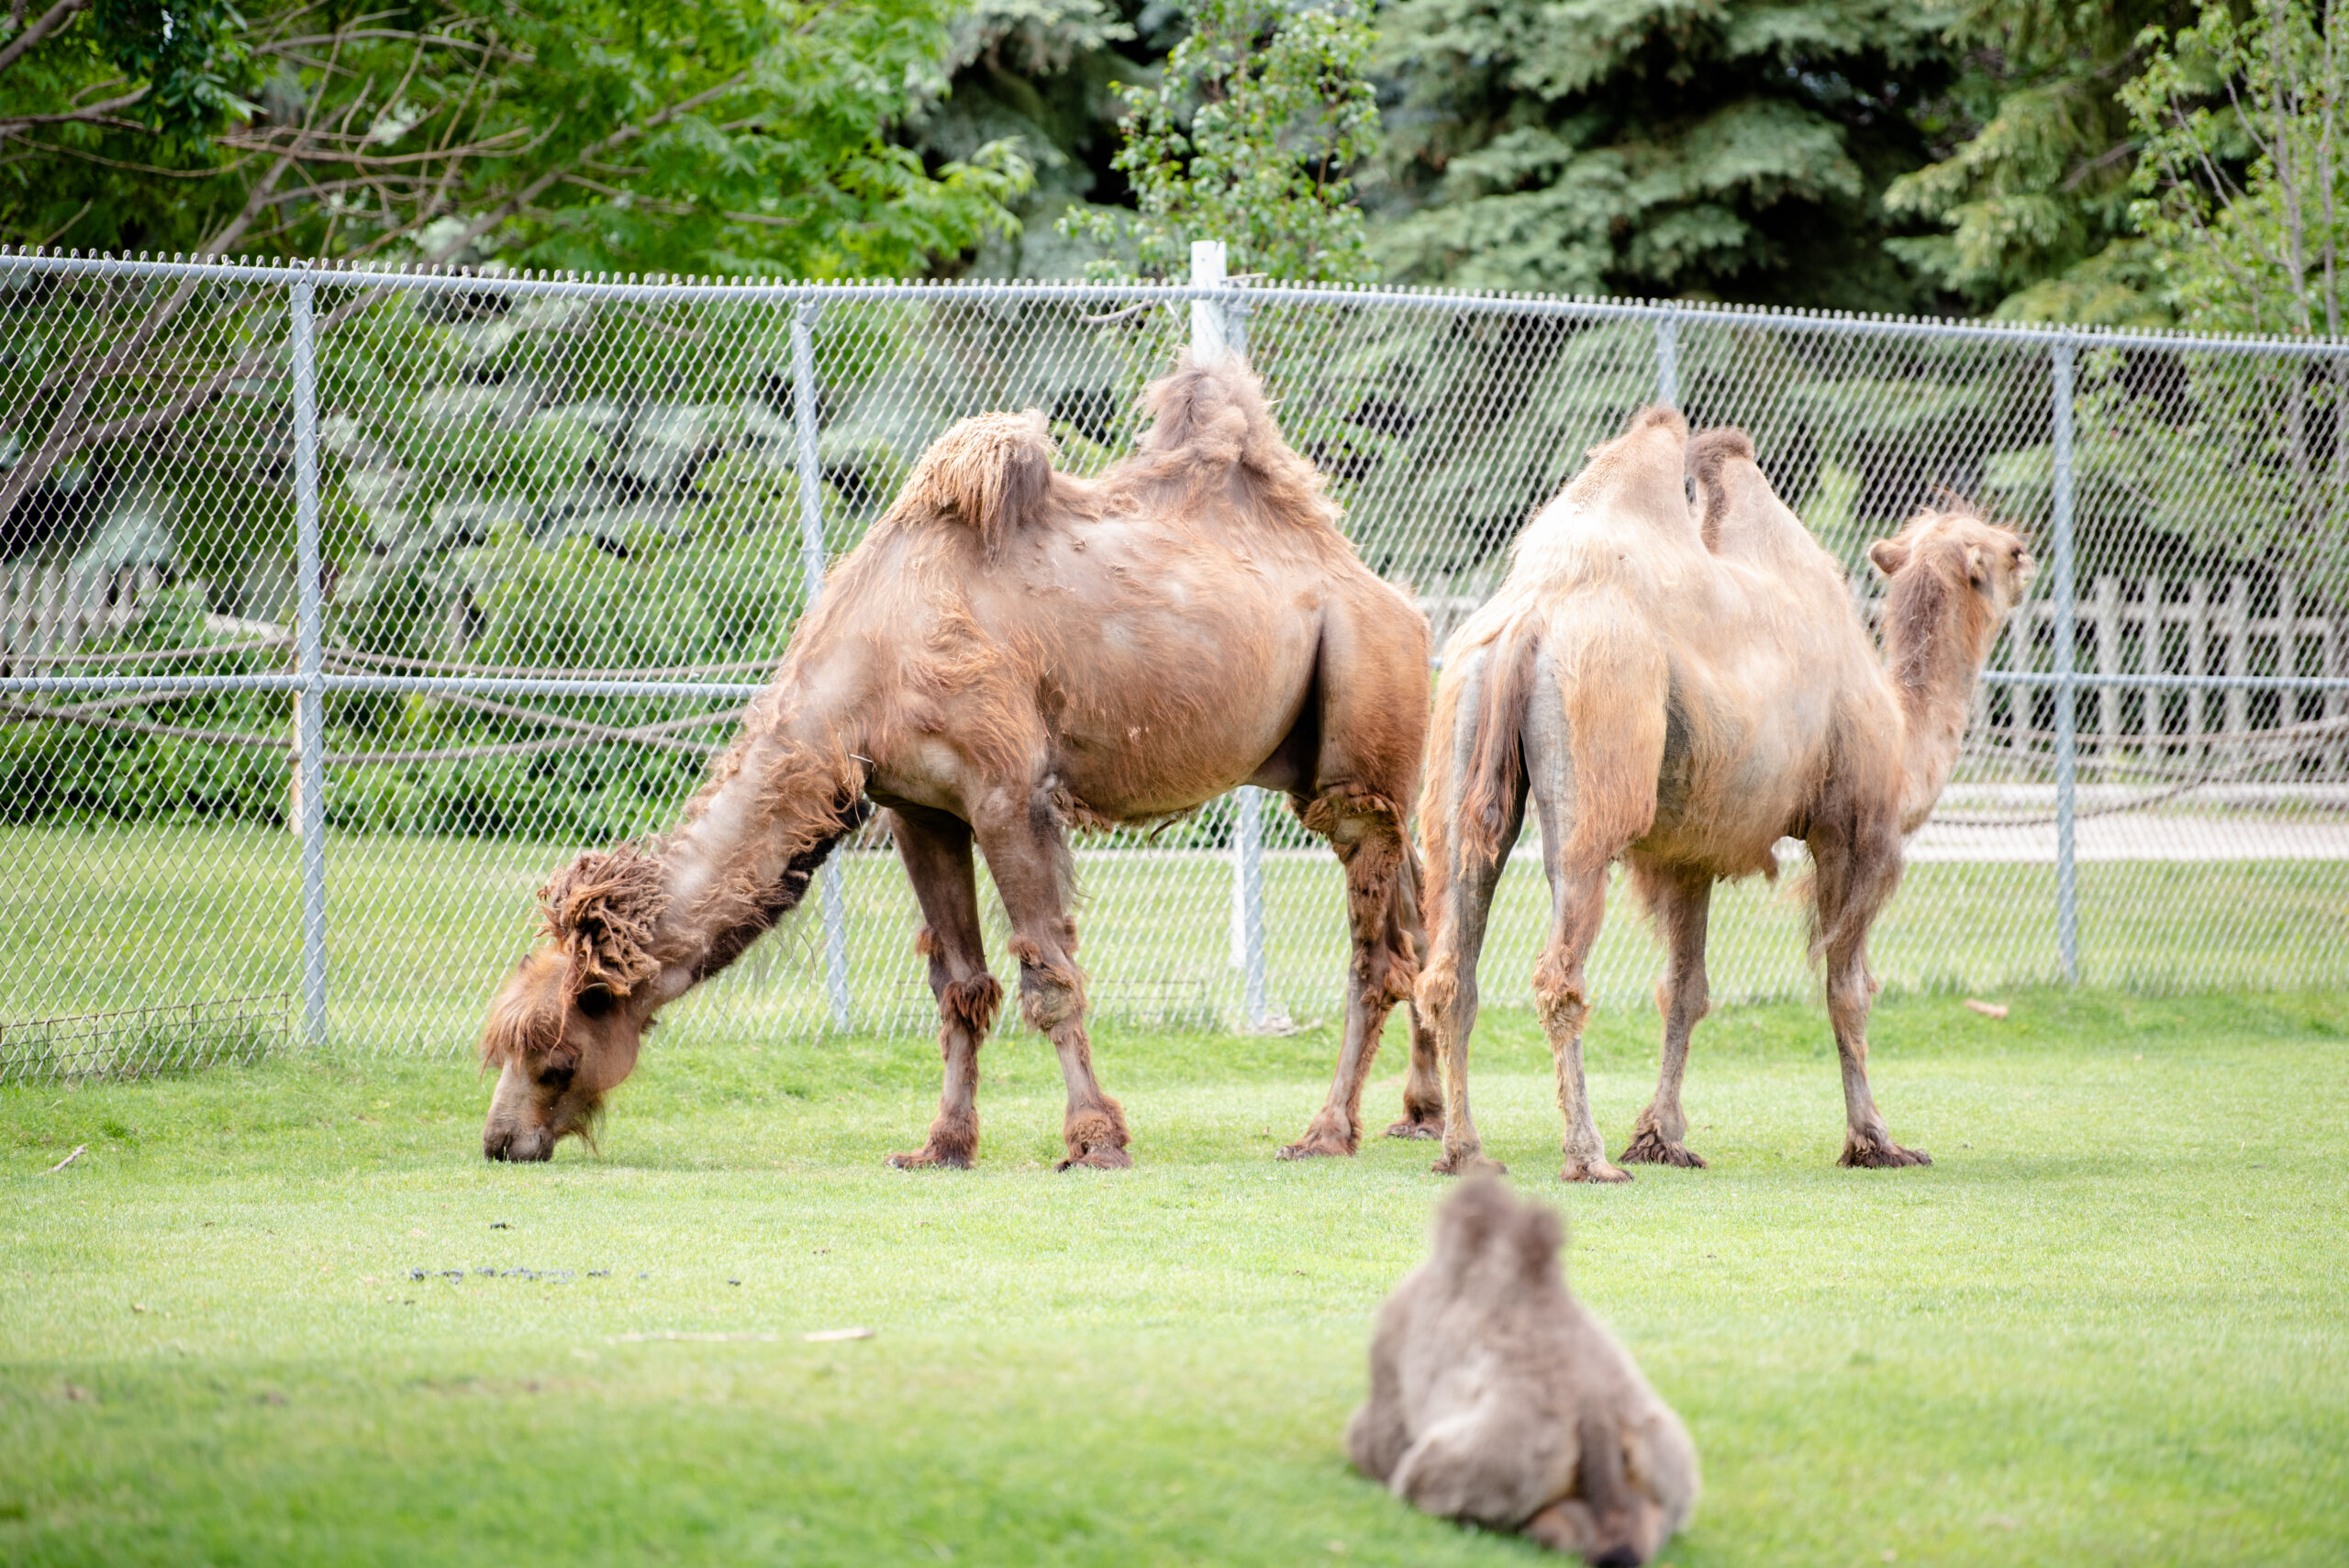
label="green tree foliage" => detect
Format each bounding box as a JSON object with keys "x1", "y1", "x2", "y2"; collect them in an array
[
  {"x1": 0, "y1": 0, "x2": 1029, "y2": 275},
  {"x1": 1063, "y1": 0, "x2": 1381, "y2": 282},
  {"x1": 1369, "y1": 0, "x2": 1958, "y2": 307},
  {"x1": 1882, "y1": 1, "x2": 2194, "y2": 322},
  {"x1": 910, "y1": 1, "x2": 1175, "y2": 277},
  {"x1": 2126, "y1": 0, "x2": 2349, "y2": 338}
]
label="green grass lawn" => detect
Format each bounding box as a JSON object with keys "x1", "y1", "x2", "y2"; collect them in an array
[{"x1": 4, "y1": 990, "x2": 2344, "y2": 1565}]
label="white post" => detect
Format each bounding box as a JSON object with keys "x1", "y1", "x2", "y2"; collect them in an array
[
  {"x1": 1196, "y1": 241, "x2": 1270, "y2": 1029},
  {"x1": 792, "y1": 301, "x2": 852, "y2": 1030}
]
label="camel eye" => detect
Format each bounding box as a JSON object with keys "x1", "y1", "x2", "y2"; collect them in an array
[
  {"x1": 538, "y1": 1063, "x2": 576, "y2": 1092},
  {"x1": 575, "y1": 987, "x2": 617, "y2": 1019}
]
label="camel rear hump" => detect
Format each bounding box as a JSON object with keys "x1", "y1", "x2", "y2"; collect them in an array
[
  {"x1": 1134, "y1": 352, "x2": 1338, "y2": 531},
  {"x1": 896, "y1": 407, "x2": 1058, "y2": 556}
]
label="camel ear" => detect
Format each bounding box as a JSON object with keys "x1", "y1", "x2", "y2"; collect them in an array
[
  {"x1": 1868, "y1": 539, "x2": 1910, "y2": 577},
  {"x1": 1512, "y1": 1204, "x2": 1564, "y2": 1280}
]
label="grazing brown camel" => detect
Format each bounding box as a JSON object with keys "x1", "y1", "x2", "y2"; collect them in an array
[
  {"x1": 1348, "y1": 1178, "x2": 1698, "y2": 1564},
  {"x1": 1416, "y1": 411, "x2": 2032, "y2": 1181},
  {"x1": 479, "y1": 353, "x2": 1442, "y2": 1168}
]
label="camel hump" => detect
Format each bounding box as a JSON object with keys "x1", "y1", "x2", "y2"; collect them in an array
[
  {"x1": 901, "y1": 408, "x2": 1056, "y2": 554},
  {"x1": 1626, "y1": 404, "x2": 1689, "y2": 439},
  {"x1": 1136, "y1": 352, "x2": 1330, "y2": 512},
  {"x1": 1687, "y1": 427, "x2": 1757, "y2": 548}
]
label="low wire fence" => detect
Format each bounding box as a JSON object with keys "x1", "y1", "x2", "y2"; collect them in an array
[{"x1": 2, "y1": 247, "x2": 2345, "y2": 1077}]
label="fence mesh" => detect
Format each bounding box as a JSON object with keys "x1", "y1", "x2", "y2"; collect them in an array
[{"x1": 3, "y1": 253, "x2": 2344, "y2": 1077}]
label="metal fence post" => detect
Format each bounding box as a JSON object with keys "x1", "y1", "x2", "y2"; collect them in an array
[
  {"x1": 2050, "y1": 339, "x2": 2080, "y2": 984},
  {"x1": 289, "y1": 276, "x2": 328, "y2": 1047},
  {"x1": 792, "y1": 300, "x2": 852, "y2": 1029},
  {"x1": 1654, "y1": 308, "x2": 1679, "y2": 406},
  {"x1": 1193, "y1": 240, "x2": 1270, "y2": 1028}
]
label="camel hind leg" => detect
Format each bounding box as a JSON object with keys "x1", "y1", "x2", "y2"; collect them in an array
[
  {"x1": 1283, "y1": 785, "x2": 1418, "y2": 1158},
  {"x1": 885, "y1": 806, "x2": 1002, "y2": 1170},
  {"x1": 1522, "y1": 651, "x2": 1661, "y2": 1184},
  {"x1": 1384, "y1": 849, "x2": 1446, "y2": 1140},
  {"x1": 1279, "y1": 590, "x2": 1431, "y2": 1159},
  {"x1": 1620, "y1": 861, "x2": 1711, "y2": 1169},
  {"x1": 1419, "y1": 645, "x2": 1525, "y2": 1177},
  {"x1": 973, "y1": 789, "x2": 1130, "y2": 1171}
]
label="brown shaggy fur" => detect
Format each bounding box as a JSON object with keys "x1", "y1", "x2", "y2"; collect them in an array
[
  {"x1": 1415, "y1": 414, "x2": 2031, "y2": 1183},
  {"x1": 479, "y1": 351, "x2": 1441, "y2": 1170},
  {"x1": 1348, "y1": 1180, "x2": 1698, "y2": 1564},
  {"x1": 538, "y1": 845, "x2": 671, "y2": 999}
]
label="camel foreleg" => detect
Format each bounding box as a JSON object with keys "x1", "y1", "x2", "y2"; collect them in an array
[
  {"x1": 976, "y1": 795, "x2": 1130, "y2": 1171},
  {"x1": 1283, "y1": 787, "x2": 1416, "y2": 1160},
  {"x1": 886, "y1": 806, "x2": 1000, "y2": 1170},
  {"x1": 1621, "y1": 863, "x2": 1711, "y2": 1170},
  {"x1": 1812, "y1": 828, "x2": 1929, "y2": 1170}
]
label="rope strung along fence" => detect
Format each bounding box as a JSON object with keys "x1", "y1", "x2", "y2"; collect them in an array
[{"x1": 3, "y1": 247, "x2": 2346, "y2": 1070}]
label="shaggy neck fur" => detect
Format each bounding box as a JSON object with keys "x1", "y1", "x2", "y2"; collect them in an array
[
  {"x1": 647, "y1": 697, "x2": 868, "y2": 996},
  {"x1": 1878, "y1": 546, "x2": 1998, "y2": 835}
]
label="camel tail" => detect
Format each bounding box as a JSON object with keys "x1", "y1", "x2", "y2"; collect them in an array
[
  {"x1": 900, "y1": 408, "x2": 1056, "y2": 556},
  {"x1": 1455, "y1": 621, "x2": 1538, "y2": 873},
  {"x1": 1687, "y1": 427, "x2": 1754, "y2": 550}
]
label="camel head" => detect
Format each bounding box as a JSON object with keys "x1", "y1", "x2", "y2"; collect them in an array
[
  {"x1": 479, "y1": 845, "x2": 671, "y2": 1162},
  {"x1": 1868, "y1": 505, "x2": 2035, "y2": 641}
]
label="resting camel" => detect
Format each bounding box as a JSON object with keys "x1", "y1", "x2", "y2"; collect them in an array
[
  {"x1": 479, "y1": 353, "x2": 1442, "y2": 1169},
  {"x1": 1348, "y1": 1178, "x2": 1698, "y2": 1564},
  {"x1": 1416, "y1": 410, "x2": 2032, "y2": 1181}
]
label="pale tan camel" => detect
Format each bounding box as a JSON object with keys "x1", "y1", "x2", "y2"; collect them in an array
[
  {"x1": 1417, "y1": 412, "x2": 2032, "y2": 1181},
  {"x1": 1348, "y1": 1178, "x2": 1698, "y2": 1564},
  {"x1": 478, "y1": 354, "x2": 1444, "y2": 1168}
]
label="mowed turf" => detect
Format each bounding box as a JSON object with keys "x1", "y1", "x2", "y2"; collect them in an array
[{"x1": 3, "y1": 991, "x2": 2344, "y2": 1566}]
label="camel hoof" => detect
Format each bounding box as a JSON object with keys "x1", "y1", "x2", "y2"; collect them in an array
[
  {"x1": 1383, "y1": 1116, "x2": 1444, "y2": 1141},
  {"x1": 1431, "y1": 1150, "x2": 1505, "y2": 1177},
  {"x1": 886, "y1": 1145, "x2": 972, "y2": 1171},
  {"x1": 1560, "y1": 1160, "x2": 1633, "y2": 1184},
  {"x1": 1276, "y1": 1136, "x2": 1356, "y2": 1161},
  {"x1": 1055, "y1": 1146, "x2": 1133, "y2": 1172},
  {"x1": 1619, "y1": 1129, "x2": 1707, "y2": 1168},
  {"x1": 1840, "y1": 1139, "x2": 1932, "y2": 1169}
]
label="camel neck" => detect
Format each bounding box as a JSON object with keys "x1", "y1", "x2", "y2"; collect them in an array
[
  {"x1": 1878, "y1": 566, "x2": 1996, "y2": 834},
  {"x1": 645, "y1": 686, "x2": 865, "y2": 998}
]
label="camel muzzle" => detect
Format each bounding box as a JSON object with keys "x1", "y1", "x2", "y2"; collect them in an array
[{"x1": 483, "y1": 1122, "x2": 554, "y2": 1162}]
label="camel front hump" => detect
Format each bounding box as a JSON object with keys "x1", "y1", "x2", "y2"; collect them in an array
[
  {"x1": 1351, "y1": 1180, "x2": 1698, "y2": 1564},
  {"x1": 1414, "y1": 407, "x2": 2033, "y2": 1180},
  {"x1": 475, "y1": 350, "x2": 1442, "y2": 1174}
]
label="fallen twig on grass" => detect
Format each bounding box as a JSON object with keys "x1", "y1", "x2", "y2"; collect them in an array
[
  {"x1": 1965, "y1": 999, "x2": 2009, "y2": 1019},
  {"x1": 606, "y1": 1330, "x2": 780, "y2": 1344},
  {"x1": 804, "y1": 1328, "x2": 874, "y2": 1343},
  {"x1": 45, "y1": 1143, "x2": 84, "y2": 1173}
]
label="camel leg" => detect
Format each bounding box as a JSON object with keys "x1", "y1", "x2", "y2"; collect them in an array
[
  {"x1": 885, "y1": 806, "x2": 1002, "y2": 1171},
  {"x1": 1524, "y1": 694, "x2": 1631, "y2": 1185},
  {"x1": 1621, "y1": 865, "x2": 1710, "y2": 1169},
  {"x1": 1421, "y1": 658, "x2": 1524, "y2": 1178},
  {"x1": 1812, "y1": 826, "x2": 1929, "y2": 1169},
  {"x1": 1282, "y1": 786, "x2": 1416, "y2": 1159},
  {"x1": 973, "y1": 792, "x2": 1130, "y2": 1172},
  {"x1": 1384, "y1": 847, "x2": 1446, "y2": 1140}
]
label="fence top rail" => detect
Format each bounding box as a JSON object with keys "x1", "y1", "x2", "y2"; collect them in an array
[{"x1": 9, "y1": 248, "x2": 2349, "y2": 361}]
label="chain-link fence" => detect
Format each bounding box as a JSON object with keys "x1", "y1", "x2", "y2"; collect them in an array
[{"x1": 3, "y1": 248, "x2": 2345, "y2": 1079}]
